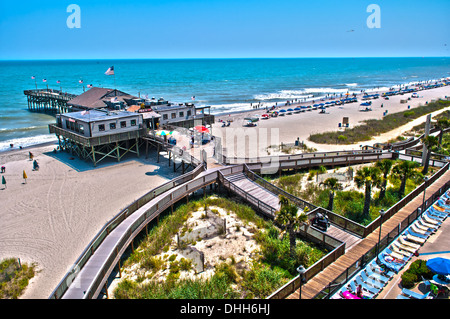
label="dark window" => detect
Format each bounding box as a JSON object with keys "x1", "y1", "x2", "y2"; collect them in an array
[
  {"x1": 79, "y1": 125, "x2": 84, "y2": 135},
  {"x1": 130, "y1": 119, "x2": 136, "y2": 126},
  {"x1": 187, "y1": 110, "x2": 191, "y2": 117},
  {"x1": 171, "y1": 112, "x2": 176, "y2": 119},
  {"x1": 120, "y1": 121, "x2": 126, "y2": 128},
  {"x1": 163, "y1": 114, "x2": 168, "y2": 120},
  {"x1": 110, "y1": 123, "x2": 116, "y2": 130},
  {"x1": 179, "y1": 111, "x2": 184, "y2": 118},
  {"x1": 99, "y1": 124, "x2": 105, "y2": 131}
]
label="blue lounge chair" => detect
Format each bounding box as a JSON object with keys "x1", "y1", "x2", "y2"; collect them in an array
[
  {"x1": 401, "y1": 288, "x2": 431, "y2": 299},
  {"x1": 364, "y1": 268, "x2": 389, "y2": 284},
  {"x1": 425, "y1": 211, "x2": 444, "y2": 222},
  {"x1": 404, "y1": 229, "x2": 428, "y2": 240},
  {"x1": 354, "y1": 276, "x2": 380, "y2": 296},
  {"x1": 396, "y1": 294, "x2": 410, "y2": 299},
  {"x1": 369, "y1": 260, "x2": 395, "y2": 278},
  {"x1": 348, "y1": 280, "x2": 374, "y2": 299},
  {"x1": 360, "y1": 271, "x2": 385, "y2": 289},
  {"x1": 429, "y1": 207, "x2": 448, "y2": 218}
]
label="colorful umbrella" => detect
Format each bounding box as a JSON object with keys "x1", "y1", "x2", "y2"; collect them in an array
[
  {"x1": 426, "y1": 258, "x2": 450, "y2": 275},
  {"x1": 156, "y1": 130, "x2": 172, "y2": 136},
  {"x1": 194, "y1": 125, "x2": 209, "y2": 133}
]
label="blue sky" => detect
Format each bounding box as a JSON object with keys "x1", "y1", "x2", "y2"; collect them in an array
[{"x1": 0, "y1": 0, "x2": 449, "y2": 59}]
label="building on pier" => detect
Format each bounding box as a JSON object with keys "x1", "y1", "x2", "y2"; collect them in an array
[
  {"x1": 49, "y1": 109, "x2": 146, "y2": 166},
  {"x1": 67, "y1": 87, "x2": 140, "y2": 111}
]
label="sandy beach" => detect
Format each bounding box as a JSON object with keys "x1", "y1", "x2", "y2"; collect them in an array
[
  {"x1": 213, "y1": 84, "x2": 450, "y2": 156},
  {"x1": 0, "y1": 144, "x2": 180, "y2": 299},
  {"x1": 0, "y1": 82, "x2": 449, "y2": 299}
]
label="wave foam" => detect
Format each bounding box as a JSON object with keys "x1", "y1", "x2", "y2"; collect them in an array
[{"x1": 0, "y1": 134, "x2": 58, "y2": 152}]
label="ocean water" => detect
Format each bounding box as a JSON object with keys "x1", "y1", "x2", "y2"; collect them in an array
[{"x1": 0, "y1": 57, "x2": 449, "y2": 151}]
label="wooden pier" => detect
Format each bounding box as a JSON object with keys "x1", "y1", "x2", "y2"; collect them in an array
[{"x1": 24, "y1": 89, "x2": 78, "y2": 114}]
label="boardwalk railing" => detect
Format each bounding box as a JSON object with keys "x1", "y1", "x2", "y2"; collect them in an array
[
  {"x1": 268, "y1": 161, "x2": 449, "y2": 299},
  {"x1": 242, "y1": 164, "x2": 317, "y2": 212},
  {"x1": 312, "y1": 176, "x2": 450, "y2": 299},
  {"x1": 49, "y1": 163, "x2": 205, "y2": 299}
]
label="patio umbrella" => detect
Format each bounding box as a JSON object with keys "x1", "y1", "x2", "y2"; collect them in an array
[
  {"x1": 194, "y1": 125, "x2": 209, "y2": 133},
  {"x1": 426, "y1": 258, "x2": 450, "y2": 275},
  {"x1": 156, "y1": 130, "x2": 172, "y2": 136}
]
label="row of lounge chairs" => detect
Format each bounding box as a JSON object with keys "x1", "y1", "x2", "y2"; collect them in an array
[
  {"x1": 395, "y1": 192, "x2": 449, "y2": 299},
  {"x1": 332, "y1": 190, "x2": 449, "y2": 300}
]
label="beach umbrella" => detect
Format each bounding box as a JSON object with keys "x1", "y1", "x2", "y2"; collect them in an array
[
  {"x1": 426, "y1": 258, "x2": 450, "y2": 276},
  {"x1": 156, "y1": 130, "x2": 172, "y2": 136},
  {"x1": 287, "y1": 108, "x2": 294, "y2": 112},
  {"x1": 194, "y1": 125, "x2": 209, "y2": 133},
  {"x1": 23, "y1": 170, "x2": 27, "y2": 183},
  {"x1": 2, "y1": 175, "x2": 5, "y2": 189},
  {"x1": 279, "y1": 109, "x2": 286, "y2": 112}
]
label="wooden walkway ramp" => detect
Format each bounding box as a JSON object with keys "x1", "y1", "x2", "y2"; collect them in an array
[
  {"x1": 286, "y1": 170, "x2": 450, "y2": 299},
  {"x1": 223, "y1": 172, "x2": 362, "y2": 251},
  {"x1": 224, "y1": 172, "x2": 281, "y2": 213}
]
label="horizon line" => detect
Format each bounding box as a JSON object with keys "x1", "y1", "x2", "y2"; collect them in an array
[{"x1": 1, "y1": 56, "x2": 449, "y2": 62}]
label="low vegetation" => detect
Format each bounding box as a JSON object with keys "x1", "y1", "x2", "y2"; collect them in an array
[
  {"x1": 401, "y1": 259, "x2": 433, "y2": 289},
  {"x1": 0, "y1": 258, "x2": 36, "y2": 299},
  {"x1": 114, "y1": 196, "x2": 327, "y2": 299},
  {"x1": 268, "y1": 159, "x2": 435, "y2": 225},
  {"x1": 308, "y1": 100, "x2": 450, "y2": 145}
]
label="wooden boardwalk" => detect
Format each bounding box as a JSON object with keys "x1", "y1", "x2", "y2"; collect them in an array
[
  {"x1": 224, "y1": 172, "x2": 362, "y2": 250},
  {"x1": 225, "y1": 172, "x2": 281, "y2": 212},
  {"x1": 287, "y1": 169, "x2": 450, "y2": 299}
]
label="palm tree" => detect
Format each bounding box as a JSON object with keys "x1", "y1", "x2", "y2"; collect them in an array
[
  {"x1": 421, "y1": 135, "x2": 439, "y2": 175},
  {"x1": 392, "y1": 160, "x2": 421, "y2": 197},
  {"x1": 275, "y1": 195, "x2": 309, "y2": 259},
  {"x1": 320, "y1": 177, "x2": 343, "y2": 211},
  {"x1": 436, "y1": 118, "x2": 450, "y2": 146},
  {"x1": 354, "y1": 166, "x2": 382, "y2": 220},
  {"x1": 375, "y1": 159, "x2": 394, "y2": 202}
]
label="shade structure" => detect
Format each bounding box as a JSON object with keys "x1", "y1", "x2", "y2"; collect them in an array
[
  {"x1": 426, "y1": 258, "x2": 450, "y2": 275},
  {"x1": 194, "y1": 125, "x2": 209, "y2": 133},
  {"x1": 279, "y1": 109, "x2": 286, "y2": 112}
]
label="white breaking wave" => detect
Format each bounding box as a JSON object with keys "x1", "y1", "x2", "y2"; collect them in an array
[
  {"x1": 254, "y1": 90, "x2": 314, "y2": 101},
  {"x1": 0, "y1": 134, "x2": 58, "y2": 152}
]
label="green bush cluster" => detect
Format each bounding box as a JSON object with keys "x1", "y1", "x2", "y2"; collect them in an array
[{"x1": 401, "y1": 259, "x2": 434, "y2": 289}]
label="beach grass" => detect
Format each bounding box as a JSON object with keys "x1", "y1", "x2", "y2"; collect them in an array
[
  {"x1": 114, "y1": 195, "x2": 327, "y2": 299},
  {"x1": 0, "y1": 258, "x2": 36, "y2": 299},
  {"x1": 308, "y1": 100, "x2": 450, "y2": 145}
]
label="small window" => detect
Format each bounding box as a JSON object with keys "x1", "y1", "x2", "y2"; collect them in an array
[
  {"x1": 79, "y1": 125, "x2": 85, "y2": 135},
  {"x1": 171, "y1": 112, "x2": 176, "y2": 119},
  {"x1": 131, "y1": 119, "x2": 136, "y2": 126},
  {"x1": 179, "y1": 111, "x2": 184, "y2": 118},
  {"x1": 163, "y1": 114, "x2": 168, "y2": 120},
  {"x1": 99, "y1": 124, "x2": 105, "y2": 131},
  {"x1": 110, "y1": 123, "x2": 116, "y2": 130},
  {"x1": 120, "y1": 121, "x2": 126, "y2": 128},
  {"x1": 187, "y1": 110, "x2": 191, "y2": 117}
]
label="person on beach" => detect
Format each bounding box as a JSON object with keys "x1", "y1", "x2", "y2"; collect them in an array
[
  {"x1": 29, "y1": 152, "x2": 34, "y2": 161},
  {"x1": 1, "y1": 166, "x2": 5, "y2": 173},
  {"x1": 33, "y1": 160, "x2": 39, "y2": 171}
]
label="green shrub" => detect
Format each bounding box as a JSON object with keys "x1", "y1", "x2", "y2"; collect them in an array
[{"x1": 401, "y1": 259, "x2": 433, "y2": 289}]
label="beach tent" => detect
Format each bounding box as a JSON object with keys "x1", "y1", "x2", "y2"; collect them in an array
[{"x1": 426, "y1": 258, "x2": 450, "y2": 276}]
